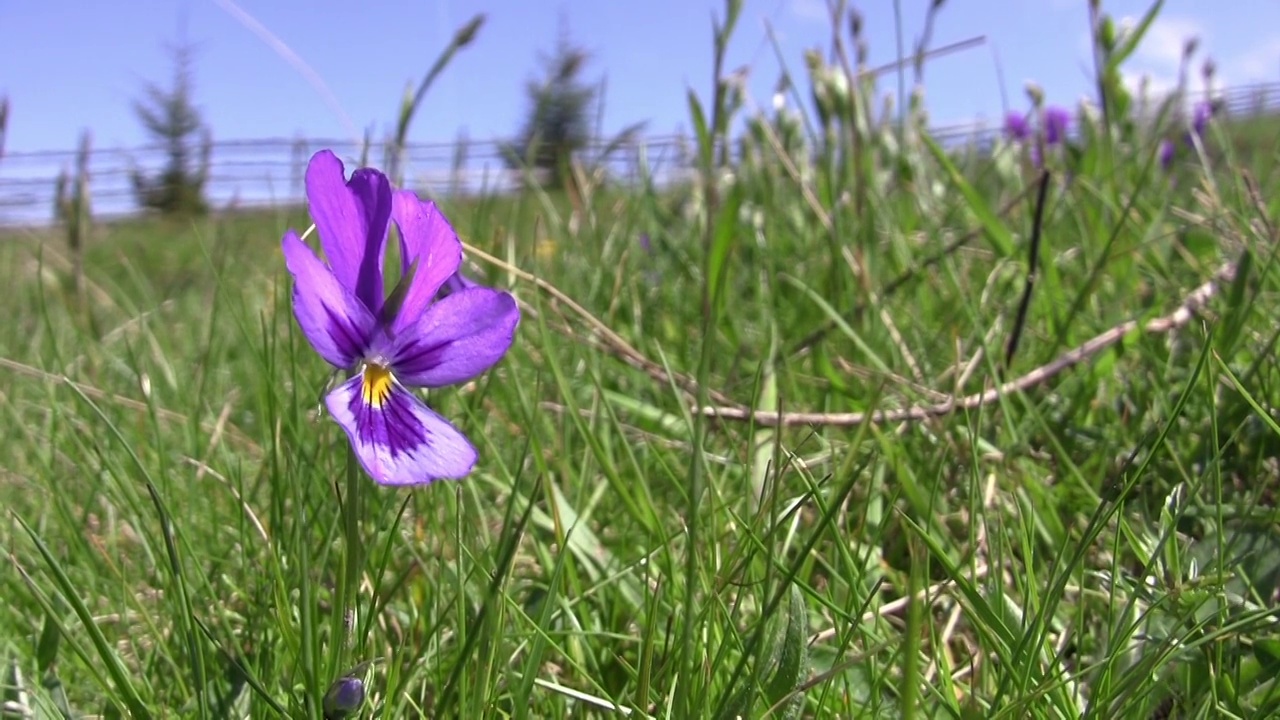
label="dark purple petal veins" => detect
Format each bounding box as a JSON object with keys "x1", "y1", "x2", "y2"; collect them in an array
[
  {"x1": 305, "y1": 150, "x2": 393, "y2": 314},
  {"x1": 324, "y1": 374, "x2": 479, "y2": 484},
  {"x1": 349, "y1": 373, "x2": 427, "y2": 460},
  {"x1": 282, "y1": 229, "x2": 376, "y2": 369},
  {"x1": 387, "y1": 288, "x2": 520, "y2": 388},
  {"x1": 322, "y1": 305, "x2": 370, "y2": 364},
  {"x1": 387, "y1": 191, "x2": 463, "y2": 335}
]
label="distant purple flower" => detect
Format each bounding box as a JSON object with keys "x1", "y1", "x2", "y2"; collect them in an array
[
  {"x1": 1043, "y1": 106, "x2": 1071, "y2": 145},
  {"x1": 1158, "y1": 138, "x2": 1176, "y2": 170},
  {"x1": 1003, "y1": 111, "x2": 1030, "y2": 142},
  {"x1": 282, "y1": 150, "x2": 520, "y2": 485},
  {"x1": 638, "y1": 232, "x2": 652, "y2": 253},
  {"x1": 1191, "y1": 100, "x2": 1213, "y2": 138}
]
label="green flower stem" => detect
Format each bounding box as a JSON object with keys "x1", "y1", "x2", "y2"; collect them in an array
[{"x1": 328, "y1": 446, "x2": 363, "y2": 686}]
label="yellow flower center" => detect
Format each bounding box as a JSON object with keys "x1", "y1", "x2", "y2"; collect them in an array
[{"x1": 362, "y1": 363, "x2": 394, "y2": 408}]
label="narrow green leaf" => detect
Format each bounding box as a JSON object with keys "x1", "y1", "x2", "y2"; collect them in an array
[
  {"x1": 36, "y1": 610, "x2": 61, "y2": 674},
  {"x1": 1253, "y1": 639, "x2": 1280, "y2": 675},
  {"x1": 707, "y1": 183, "x2": 742, "y2": 314},
  {"x1": 380, "y1": 256, "x2": 420, "y2": 326},
  {"x1": 921, "y1": 133, "x2": 1013, "y2": 256},
  {"x1": 687, "y1": 90, "x2": 712, "y2": 169},
  {"x1": 145, "y1": 481, "x2": 208, "y2": 718},
  {"x1": 14, "y1": 514, "x2": 153, "y2": 720},
  {"x1": 40, "y1": 667, "x2": 77, "y2": 720},
  {"x1": 1104, "y1": 0, "x2": 1166, "y2": 70},
  {"x1": 764, "y1": 584, "x2": 809, "y2": 718}
]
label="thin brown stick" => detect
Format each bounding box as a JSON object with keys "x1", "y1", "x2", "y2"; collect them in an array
[
  {"x1": 461, "y1": 241, "x2": 741, "y2": 407},
  {"x1": 700, "y1": 260, "x2": 1238, "y2": 426},
  {"x1": 789, "y1": 182, "x2": 1041, "y2": 356},
  {"x1": 0, "y1": 356, "x2": 261, "y2": 454},
  {"x1": 1003, "y1": 169, "x2": 1051, "y2": 371},
  {"x1": 1243, "y1": 171, "x2": 1276, "y2": 243}
]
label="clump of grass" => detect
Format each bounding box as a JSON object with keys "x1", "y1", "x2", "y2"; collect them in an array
[{"x1": 3, "y1": 0, "x2": 1280, "y2": 717}]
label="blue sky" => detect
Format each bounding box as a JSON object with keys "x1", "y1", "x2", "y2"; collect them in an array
[
  {"x1": 3, "y1": 0, "x2": 1277, "y2": 151},
  {"x1": 0, "y1": 0, "x2": 1277, "y2": 220}
]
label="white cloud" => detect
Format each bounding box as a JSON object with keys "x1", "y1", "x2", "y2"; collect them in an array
[
  {"x1": 1134, "y1": 16, "x2": 1204, "y2": 71},
  {"x1": 1116, "y1": 16, "x2": 1206, "y2": 100},
  {"x1": 791, "y1": 0, "x2": 828, "y2": 24},
  {"x1": 1122, "y1": 70, "x2": 1177, "y2": 99},
  {"x1": 1227, "y1": 36, "x2": 1280, "y2": 83}
]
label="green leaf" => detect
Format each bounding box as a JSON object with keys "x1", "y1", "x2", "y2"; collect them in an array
[
  {"x1": 921, "y1": 134, "x2": 1013, "y2": 256},
  {"x1": 687, "y1": 90, "x2": 712, "y2": 170},
  {"x1": 707, "y1": 183, "x2": 742, "y2": 316},
  {"x1": 715, "y1": 684, "x2": 755, "y2": 720},
  {"x1": 1253, "y1": 639, "x2": 1280, "y2": 675},
  {"x1": 14, "y1": 514, "x2": 153, "y2": 720},
  {"x1": 380, "y1": 256, "x2": 420, "y2": 326},
  {"x1": 1105, "y1": 0, "x2": 1165, "y2": 69},
  {"x1": 1217, "y1": 249, "x2": 1254, "y2": 356},
  {"x1": 748, "y1": 341, "x2": 778, "y2": 506},
  {"x1": 813, "y1": 344, "x2": 851, "y2": 395},
  {"x1": 764, "y1": 584, "x2": 810, "y2": 718},
  {"x1": 36, "y1": 610, "x2": 61, "y2": 674},
  {"x1": 40, "y1": 667, "x2": 77, "y2": 720}
]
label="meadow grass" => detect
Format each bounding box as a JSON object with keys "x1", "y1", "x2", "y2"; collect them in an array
[{"x1": 5, "y1": 4, "x2": 1280, "y2": 718}]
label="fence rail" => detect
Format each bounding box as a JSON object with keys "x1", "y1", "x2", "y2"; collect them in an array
[
  {"x1": 2, "y1": 81, "x2": 1277, "y2": 227},
  {"x1": 0, "y1": 134, "x2": 698, "y2": 225}
]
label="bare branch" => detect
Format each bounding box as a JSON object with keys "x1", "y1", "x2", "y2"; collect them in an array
[{"x1": 698, "y1": 260, "x2": 1239, "y2": 427}]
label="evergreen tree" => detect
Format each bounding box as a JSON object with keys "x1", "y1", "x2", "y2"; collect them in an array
[
  {"x1": 131, "y1": 43, "x2": 211, "y2": 216},
  {"x1": 0, "y1": 95, "x2": 10, "y2": 161},
  {"x1": 506, "y1": 28, "x2": 597, "y2": 189}
]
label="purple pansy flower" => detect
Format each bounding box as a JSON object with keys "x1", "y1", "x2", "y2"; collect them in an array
[
  {"x1": 1003, "y1": 111, "x2": 1030, "y2": 142},
  {"x1": 1043, "y1": 106, "x2": 1071, "y2": 146},
  {"x1": 323, "y1": 675, "x2": 365, "y2": 718},
  {"x1": 282, "y1": 150, "x2": 519, "y2": 485}
]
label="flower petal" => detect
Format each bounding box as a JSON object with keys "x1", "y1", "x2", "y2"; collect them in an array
[
  {"x1": 326, "y1": 374, "x2": 478, "y2": 485},
  {"x1": 386, "y1": 287, "x2": 519, "y2": 387},
  {"x1": 387, "y1": 191, "x2": 462, "y2": 335},
  {"x1": 282, "y1": 230, "x2": 376, "y2": 369},
  {"x1": 305, "y1": 150, "x2": 393, "y2": 313}
]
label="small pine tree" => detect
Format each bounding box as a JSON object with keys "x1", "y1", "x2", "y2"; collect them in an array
[
  {"x1": 130, "y1": 43, "x2": 211, "y2": 216},
  {"x1": 505, "y1": 27, "x2": 597, "y2": 189},
  {"x1": 0, "y1": 95, "x2": 10, "y2": 161}
]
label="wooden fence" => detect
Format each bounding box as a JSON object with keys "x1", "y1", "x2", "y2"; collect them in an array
[{"x1": 1, "y1": 81, "x2": 1277, "y2": 226}]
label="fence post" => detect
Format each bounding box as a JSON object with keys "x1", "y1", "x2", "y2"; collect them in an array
[{"x1": 292, "y1": 134, "x2": 308, "y2": 199}]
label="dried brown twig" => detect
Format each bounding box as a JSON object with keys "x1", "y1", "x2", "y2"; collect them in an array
[
  {"x1": 789, "y1": 181, "x2": 1043, "y2": 357},
  {"x1": 461, "y1": 241, "x2": 741, "y2": 407},
  {"x1": 0, "y1": 356, "x2": 260, "y2": 454},
  {"x1": 698, "y1": 259, "x2": 1240, "y2": 427}
]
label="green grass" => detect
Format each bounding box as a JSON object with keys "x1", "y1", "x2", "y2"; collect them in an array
[{"x1": 5, "y1": 6, "x2": 1280, "y2": 719}]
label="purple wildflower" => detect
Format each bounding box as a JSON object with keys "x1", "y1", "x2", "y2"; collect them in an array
[
  {"x1": 323, "y1": 675, "x2": 365, "y2": 718},
  {"x1": 1158, "y1": 138, "x2": 1176, "y2": 170},
  {"x1": 1191, "y1": 100, "x2": 1213, "y2": 138},
  {"x1": 638, "y1": 232, "x2": 652, "y2": 253},
  {"x1": 1043, "y1": 106, "x2": 1071, "y2": 146},
  {"x1": 1003, "y1": 111, "x2": 1030, "y2": 142},
  {"x1": 282, "y1": 150, "x2": 519, "y2": 485}
]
